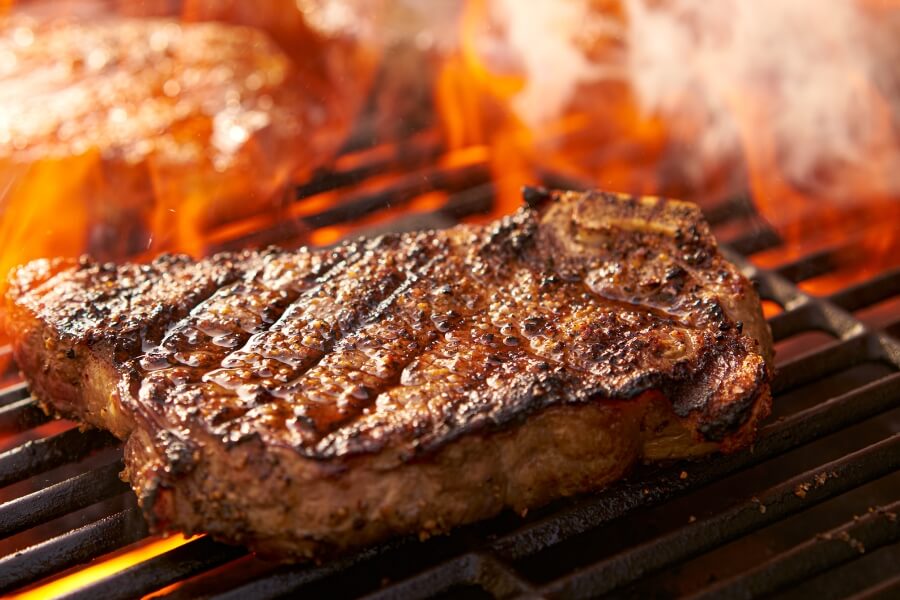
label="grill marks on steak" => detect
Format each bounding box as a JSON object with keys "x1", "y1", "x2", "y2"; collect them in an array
[
  {"x1": 5, "y1": 189, "x2": 773, "y2": 559},
  {"x1": 10, "y1": 190, "x2": 771, "y2": 457},
  {"x1": 99, "y1": 192, "x2": 768, "y2": 462}
]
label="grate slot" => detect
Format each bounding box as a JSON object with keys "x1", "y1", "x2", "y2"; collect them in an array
[
  {"x1": 771, "y1": 333, "x2": 875, "y2": 395},
  {"x1": 0, "y1": 506, "x2": 148, "y2": 593},
  {"x1": 723, "y1": 226, "x2": 781, "y2": 256},
  {"x1": 365, "y1": 553, "x2": 537, "y2": 600},
  {"x1": 540, "y1": 433, "x2": 900, "y2": 598},
  {"x1": 295, "y1": 133, "x2": 445, "y2": 200},
  {"x1": 0, "y1": 382, "x2": 30, "y2": 407},
  {"x1": 828, "y1": 268, "x2": 900, "y2": 313},
  {"x1": 0, "y1": 397, "x2": 50, "y2": 434},
  {"x1": 59, "y1": 536, "x2": 245, "y2": 600},
  {"x1": 210, "y1": 553, "x2": 375, "y2": 600},
  {"x1": 848, "y1": 573, "x2": 900, "y2": 600},
  {"x1": 0, "y1": 460, "x2": 127, "y2": 537},
  {"x1": 688, "y1": 499, "x2": 900, "y2": 600},
  {"x1": 0, "y1": 428, "x2": 119, "y2": 488},
  {"x1": 490, "y1": 371, "x2": 900, "y2": 562}
]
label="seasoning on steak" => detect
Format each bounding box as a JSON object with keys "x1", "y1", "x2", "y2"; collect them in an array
[{"x1": 5, "y1": 189, "x2": 773, "y2": 560}]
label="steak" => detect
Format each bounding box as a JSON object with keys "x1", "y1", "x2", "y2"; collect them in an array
[{"x1": 5, "y1": 189, "x2": 773, "y2": 560}]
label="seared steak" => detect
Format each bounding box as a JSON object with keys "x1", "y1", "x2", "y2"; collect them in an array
[{"x1": 5, "y1": 189, "x2": 773, "y2": 560}]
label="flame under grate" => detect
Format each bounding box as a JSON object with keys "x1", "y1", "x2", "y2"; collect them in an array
[{"x1": 0, "y1": 134, "x2": 898, "y2": 599}]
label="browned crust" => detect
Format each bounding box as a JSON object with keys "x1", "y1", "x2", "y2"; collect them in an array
[{"x1": 4, "y1": 189, "x2": 774, "y2": 559}]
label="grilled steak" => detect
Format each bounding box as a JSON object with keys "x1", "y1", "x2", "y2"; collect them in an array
[{"x1": 5, "y1": 189, "x2": 773, "y2": 560}]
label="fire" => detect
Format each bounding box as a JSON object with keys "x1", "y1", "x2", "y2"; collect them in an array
[
  {"x1": 0, "y1": 0, "x2": 898, "y2": 593},
  {"x1": 435, "y1": 0, "x2": 900, "y2": 293},
  {"x1": 0, "y1": 0, "x2": 376, "y2": 351},
  {"x1": 434, "y1": 0, "x2": 539, "y2": 217},
  {"x1": 9, "y1": 534, "x2": 200, "y2": 600}
]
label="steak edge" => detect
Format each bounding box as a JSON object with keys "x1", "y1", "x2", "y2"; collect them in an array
[{"x1": 5, "y1": 189, "x2": 773, "y2": 559}]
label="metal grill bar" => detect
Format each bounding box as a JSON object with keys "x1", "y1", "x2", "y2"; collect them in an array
[
  {"x1": 0, "y1": 507, "x2": 148, "y2": 593},
  {"x1": 849, "y1": 573, "x2": 900, "y2": 600},
  {"x1": 211, "y1": 553, "x2": 374, "y2": 600},
  {"x1": 294, "y1": 132, "x2": 445, "y2": 200},
  {"x1": 540, "y1": 433, "x2": 900, "y2": 598},
  {"x1": 301, "y1": 161, "x2": 490, "y2": 231},
  {"x1": 0, "y1": 397, "x2": 49, "y2": 433},
  {"x1": 0, "y1": 149, "x2": 896, "y2": 598},
  {"x1": 489, "y1": 371, "x2": 900, "y2": 561},
  {"x1": 216, "y1": 161, "x2": 491, "y2": 252},
  {"x1": 770, "y1": 333, "x2": 871, "y2": 394},
  {"x1": 363, "y1": 553, "x2": 537, "y2": 600},
  {"x1": 0, "y1": 460, "x2": 128, "y2": 537},
  {"x1": 60, "y1": 536, "x2": 245, "y2": 600},
  {"x1": 0, "y1": 382, "x2": 30, "y2": 406},
  {"x1": 0, "y1": 428, "x2": 118, "y2": 488},
  {"x1": 689, "y1": 500, "x2": 900, "y2": 600},
  {"x1": 774, "y1": 242, "x2": 868, "y2": 284},
  {"x1": 829, "y1": 268, "x2": 900, "y2": 313}
]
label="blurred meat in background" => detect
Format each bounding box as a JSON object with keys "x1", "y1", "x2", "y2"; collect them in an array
[{"x1": 0, "y1": 0, "x2": 379, "y2": 278}]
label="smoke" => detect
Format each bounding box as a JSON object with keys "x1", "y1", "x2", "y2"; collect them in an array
[{"x1": 489, "y1": 0, "x2": 900, "y2": 199}]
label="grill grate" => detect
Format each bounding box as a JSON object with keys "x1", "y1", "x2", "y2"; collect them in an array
[{"x1": 0, "y1": 135, "x2": 898, "y2": 599}]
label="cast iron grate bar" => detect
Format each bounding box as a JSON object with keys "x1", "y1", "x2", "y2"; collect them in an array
[
  {"x1": 828, "y1": 268, "x2": 900, "y2": 313},
  {"x1": 0, "y1": 459, "x2": 127, "y2": 537},
  {"x1": 0, "y1": 396, "x2": 49, "y2": 433},
  {"x1": 295, "y1": 132, "x2": 445, "y2": 200},
  {"x1": 362, "y1": 553, "x2": 538, "y2": 600},
  {"x1": 59, "y1": 536, "x2": 246, "y2": 600},
  {"x1": 0, "y1": 381, "x2": 30, "y2": 406},
  {"x1": 689, "y1": 499, "x2": 900, "y2": 600},
  {"x1": 0, "y1": 428, "x2": 119, "y2": 488},
  {"x1": 774, "y1": 241, "x2": 869, "y2": 284},
  {"x1": 540, "y1": 433, "x2": 900, "y2": 598},
  {"x1": 0, "y1": 506, "x2": 148, "y2": 593},
  {"x1": 0, "y1": 153, "x2": 897, "y2": 598},
  {"x1": 848, "y1": 573, "x2": 900, "y2": 600}
]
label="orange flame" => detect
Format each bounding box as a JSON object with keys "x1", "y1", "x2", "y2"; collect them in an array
[
  {"x1": 436, "y1": 0, "x2": 900, "y2": 293},
  {"x1": 434, "y1": 0, "x2": 538, "y2": 217},
  {"x1": 0, "y1": 0, "x2": 899, "y2": 593},
  {"x1": 9, "y1": 534, "x2": 200, "y2": 600}
]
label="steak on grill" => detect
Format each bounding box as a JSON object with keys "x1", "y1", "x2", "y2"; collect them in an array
[{"x1": 5, "y1": 189, "x2": 773, "y2": 560}]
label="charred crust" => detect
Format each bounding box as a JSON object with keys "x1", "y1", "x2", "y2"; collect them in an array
[
  {"x1": 9, "y1": 189, "x2": 772, "y2": 470},
  {"x1": 521, "y1": 185, "x2": 552, "y2": 208},
  {"x1": 156, "y1": 429, "x2": 198, "y2": 476},
  {"x1": 697, "y1": 360, "x2": 768, "y2": 441}
]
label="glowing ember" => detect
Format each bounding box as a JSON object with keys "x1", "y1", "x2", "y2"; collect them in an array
[{"x1": 8, "y1": 534, "x2": 200, "y2": 600}]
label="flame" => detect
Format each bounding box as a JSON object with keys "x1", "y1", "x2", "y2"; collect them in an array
[
  {"x1": 436, "y1": 0, "x2": 900, "y2": 292},
  {"x1": 0, "y1": 0, "x2": 899, "y2": 592},
  {"x1": 0, "y1": 1, "x2": 376, "y2": 339},
  {"x1": 9, "y1": 534, "x2": 200, "y2": 600},
  {"x1": 434, "y1": 0, "x2": 538, "y2": 217}
]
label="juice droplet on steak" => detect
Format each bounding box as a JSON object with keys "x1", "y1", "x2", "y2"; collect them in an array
[{"x1": 139, "y1": 353, "x2": 170, "y2": 371}]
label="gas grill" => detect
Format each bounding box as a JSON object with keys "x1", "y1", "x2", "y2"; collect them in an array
[{"x1": 0, "y1": 121, "x2": 898, "y2": 598}]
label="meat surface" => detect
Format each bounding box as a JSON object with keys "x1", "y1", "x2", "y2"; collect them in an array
[
  {"x1": 0, "y1": 10, "x2": 368, "y2": 275},
  {"x1": 5, "y1": 189, "x2": 773, "y2": 560}
]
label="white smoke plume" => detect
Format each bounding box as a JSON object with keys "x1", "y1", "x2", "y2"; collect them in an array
[{"x1": 487, "y1": 0, "x2": 900, "y2": 199}]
